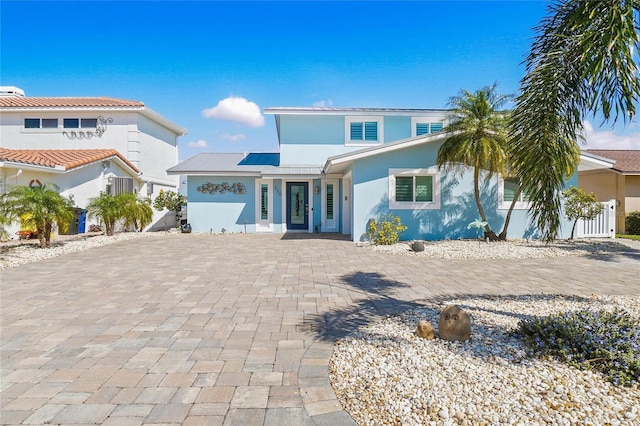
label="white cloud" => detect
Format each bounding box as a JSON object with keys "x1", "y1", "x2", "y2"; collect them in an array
[
  {"x1": 582, "y1": 120, "x2": 640, "y2": 150},
  {"x1": 187, "y1": 139, "x2": 208, "y2": 148},
  {"x1": 313, "y1": 99, "x2": 334, "y2": 107},
  {"x1": 202, "y1": 96, "x2": 264, "y2": 127},
  {"x1": 220, "y1": 132, "x2": 246, "y2": 142}
]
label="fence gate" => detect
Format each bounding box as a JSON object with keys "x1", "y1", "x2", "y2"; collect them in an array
[{"x1": 576, "y1": 199, "x2": 616, "y2": 238}]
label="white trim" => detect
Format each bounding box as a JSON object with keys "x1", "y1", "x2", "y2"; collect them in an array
[
  {"x1": 345, "y1": 116, "x2": 383, "y2": 146},
  {"x1": 497, "y1": 175, "x2": 531, "y2": 210},
  {"x1": 255, "y1": 178, "x2": 273, "y2": 232},
  {"x1": 321, "y1": 179, "x2": 339, "y2": 232},
  {"x1": 388, "y1": 167, "x2": 441, "y2": 210},
  {"x1": 324, "y1": 131, "x2": 454, "y2": 174},
  {"x1": 342, "y1": 172, "x2": 352, "y2": 236},
  {"x1": 264, "y1": 107, "x2": 449, "y2": 116}
]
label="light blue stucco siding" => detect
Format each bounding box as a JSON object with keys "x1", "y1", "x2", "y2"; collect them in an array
[
  {"x1": 383, "y1": 116, "x2": 411, "y2": 143},
  {"x1": 273, "y1": 179, "x2": 283, "y2": 233},
  {"x1": 350, "y1": 141, "x2": 576, "y2": 241},
  {"x1": 187, "y1": 176, "x2": 257, "y2": 233},
  {"x1": 279, "y1": 114, "x2": 420, "y2": 165},
  {"x1": 279, "y1": 115, "x2": 347, "y2": 165}
]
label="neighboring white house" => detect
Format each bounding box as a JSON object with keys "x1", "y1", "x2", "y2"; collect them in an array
[{"x1": 0, "y1": 86, "x2": 186, "y2": 235}]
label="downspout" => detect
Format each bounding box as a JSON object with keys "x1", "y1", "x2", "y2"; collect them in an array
[{"x1": 2, "y1": 169, "x2": 22, "y2": 194}]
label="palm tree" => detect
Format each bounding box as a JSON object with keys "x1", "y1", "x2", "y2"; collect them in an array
[
  {"x1": 510, "y1": 0, "x2": 639, "y2": 241},
  {"x1": 119, "y1": 193, "x2": 153, "y2": 232},
  {"x1": 86, "y1": 192, "x2": 122, "y2": 236},
  {"x1": 437, "y1": 83, "x2": 512, "y2": 241},
  {"x1": 0, "y1": 184, "x2": 74, "y2": 248}
]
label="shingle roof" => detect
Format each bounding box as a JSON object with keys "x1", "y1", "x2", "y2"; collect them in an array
[
  {"x1": 0, "y1": 148, "x2": 140, "y2": 173},
  {"x1": 584, "y1": 150, "x2": 640, "y2": 174},
  {"x1": 0, "y1": 97, "x2": 145, "y2": 108}
]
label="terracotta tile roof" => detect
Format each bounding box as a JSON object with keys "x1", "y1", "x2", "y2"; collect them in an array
[
  {"x1": 0, "y1": 97, "x2": 144, "y2": 108},
  {"x1": 0, "y1": 149, "x2": 140, "y2": 173},
  {"x1": 584, "y1": 149, "x2": 640, "y2": 174}
]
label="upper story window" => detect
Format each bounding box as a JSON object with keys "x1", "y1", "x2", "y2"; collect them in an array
[
  {"x1": 411, "y1": 117, "x2": 444, "y2": 137},
  {"x1": 389, "y1": 167, "x2": 441, "y2": 210},
  {"x1": 63, "y1": 118, "x2": 98, "y2": 129},
  {"x1": 24, "y1": 118, "x2": 58, "y2": 129},
  {"x1": 498, "y1": 176, "x2": 531, "y2": 209},
  {"x1": 345, "y1": 116, "x2": 383, "y2": 146}
]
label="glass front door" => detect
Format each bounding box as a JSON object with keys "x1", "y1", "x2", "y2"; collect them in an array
[{"x1": 286, "y1": 182, "x2": 308, "y2": 230}]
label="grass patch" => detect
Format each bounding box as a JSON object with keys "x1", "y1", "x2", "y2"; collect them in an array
[{"x1": 616, "y1": 234, "x2": 640, "y2": 241}]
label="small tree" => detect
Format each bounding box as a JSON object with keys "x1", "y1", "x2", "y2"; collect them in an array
[
  {"x1": 562, "y1": 186, "x2": 604, "y2": 240},
  {"x1": 153, "y1": 190, "x2": 187, "y2": 214},
  {"x1": 86, "y1": 192, "x2": 122, "y2": 236},
  {"x1": 119, "y1": 193, "x2": 153, "y2": 232},
  {"x1": 0, "y1": 184, "x2": 74, "y2": 248}
]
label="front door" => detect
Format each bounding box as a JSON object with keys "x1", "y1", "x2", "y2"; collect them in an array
[{"x1": 286, "y1": 182, "x2": 308, "y2": 230}]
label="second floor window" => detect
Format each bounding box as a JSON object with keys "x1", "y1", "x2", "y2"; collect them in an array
[
  {"x1": 24, "y1": 118, "x2": 58, "y2": 129},
  {"x1": 345, "y1": 116, "x2": 383, "y2": 145}
]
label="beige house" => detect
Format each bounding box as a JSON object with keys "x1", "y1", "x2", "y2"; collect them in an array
[{"x1": 580, "y1": 150, "x2": 640, "y2": 234}]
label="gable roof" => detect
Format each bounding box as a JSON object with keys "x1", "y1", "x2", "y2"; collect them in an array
[
  {"x1": 323, "y1": 132, "x2": 617, "y2": 175},
  {"x1": 323, "y1": 132, "x2": 451, "y2": 174},
  {"x1": 584, "y1": 150, "x2": 640, "y2": 174},
  {"x1": 0, "y1": 148, "x2": 140, "y2": 174},
  {"x1": 0, "y1": 96, "x2": 187, "y2": 135}
]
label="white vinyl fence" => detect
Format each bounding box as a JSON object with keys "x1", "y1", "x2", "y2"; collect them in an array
[{"x1": 576, "y1": 199, "x2": 616, "y2": 238}]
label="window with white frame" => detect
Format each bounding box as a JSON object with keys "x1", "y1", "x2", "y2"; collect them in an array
[
  {"x1": 260, "y1": 183, "x2": 269, "y2": 220},
  {"x1": 389, "y1": 168, "x2": 440, "y2": 209},
  {"x1": 498, "y1": 176, "x2": 530, "y2": 209},
  {"x1": 345, "y1": 116, "x2": 383, "y2": 145},
  {"x1": 411, "y1": 117, "x2": 444, "y2": 137},
  {"x1": 255, "y1": 179, "x2": 273, "y2": 232}
]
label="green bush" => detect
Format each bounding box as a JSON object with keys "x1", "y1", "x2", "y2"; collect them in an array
[
  {"x1": 367, "y1": 214, "x2": 407, "y2": 245},
  {"x1": 626, "y1": 211, "x2": 640, "y2": 235},
  {"x1": 512, "y1": 309, "x2": 640, "y2": 387}
]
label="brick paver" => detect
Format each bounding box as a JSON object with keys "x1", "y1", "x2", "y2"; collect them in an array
[{"x1": 1, "y1": 233, "x2": 639, "y2": 425}]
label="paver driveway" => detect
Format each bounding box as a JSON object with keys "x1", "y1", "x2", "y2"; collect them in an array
[{"x1": 1, "y1": 233, "x2": 639, "y2": 425}]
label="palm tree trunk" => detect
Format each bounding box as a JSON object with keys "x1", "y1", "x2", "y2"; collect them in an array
[
  {"x1": 473, "y1": 167, "x2": 500, "y2": 241},
  {"x1": 37, "y1": 225, "x2": 46, "y2": 248},
  {"x1": 498, "y1": 187, "x2": 523, "y2": 240},
  {"x1": 44, "y1": 222, "x2": 52, "y2": 248}
]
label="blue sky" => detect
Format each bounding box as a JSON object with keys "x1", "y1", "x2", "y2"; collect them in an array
[{"x1": 2, "y1": 1, "x2": 638, "y2": 161}]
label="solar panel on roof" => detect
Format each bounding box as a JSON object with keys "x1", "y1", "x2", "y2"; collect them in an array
[{"x1": 237, "y1": 153, "x2": 280, "y2": 166}]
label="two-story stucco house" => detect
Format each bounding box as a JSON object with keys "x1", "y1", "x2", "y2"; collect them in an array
[
  {"x1": 0, "y1": 86, "x2": 186, "y2": 234},
  {"x1": 168, "y1": 107, "x2": 613, "y2": 241}
]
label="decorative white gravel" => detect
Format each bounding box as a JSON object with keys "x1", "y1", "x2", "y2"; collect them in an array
[
  {"x1": 0, "y1": 232, "x2": 172, "y2": 269},
  {"x1": 330, "y1": 295, "x2": 640, "y2": 426},
  {"x1": 360, "y1": 238, "x2": 637, "y2": 259}
]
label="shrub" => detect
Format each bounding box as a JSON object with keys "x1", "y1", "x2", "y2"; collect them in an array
[
  {"x1": 626, "y1": 211, "x2": 640, "y2": 235},
  {"x1": 512, "y1": 309, "x2": 640, "y2": 387},
  {"x1": 367, "y1": 214, "x2": 407, "y2": 245}
]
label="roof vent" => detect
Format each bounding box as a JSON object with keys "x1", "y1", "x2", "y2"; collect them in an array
[{"x1": 0, "y1": 86, "x2": 25, "y2": 97}]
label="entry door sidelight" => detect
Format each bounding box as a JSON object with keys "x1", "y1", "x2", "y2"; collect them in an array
[{"x1": 286, "y1": 182, "x2": 308, "y2": 230}]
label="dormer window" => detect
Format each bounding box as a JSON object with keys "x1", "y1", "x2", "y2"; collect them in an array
[{"x1": 345, "y1": 116, "x2": 383, "y2": 146}]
